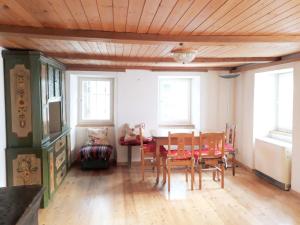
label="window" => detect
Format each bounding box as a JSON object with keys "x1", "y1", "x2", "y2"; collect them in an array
[
  {"x1": 158, "y1": 78, "x2": 191, "y2": 125},
  {"x1": 79, "y1": 78, "x2": 114, "y2": 125},
  {"x1": 276, "y1": 71, "x2": 293, "y2": 133}
]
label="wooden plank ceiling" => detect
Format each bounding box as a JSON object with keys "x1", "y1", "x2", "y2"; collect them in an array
[{"x1": 1, "y1": 0, "x2": 300, "y2": 72}]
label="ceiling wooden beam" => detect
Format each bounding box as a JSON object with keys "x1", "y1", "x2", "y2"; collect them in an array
[
  {"x1": 231, "y1": 52, "x2": 300, "y2": 73},
  {"x1": 1, "y1": 25, "x2": 300, "y2": 44},
  {"x1": 66, "y1": 64, "x2": 232, "y2": 72},
  {"x1": 47, "y1": 52, "x2": 279, "y2": 63}
]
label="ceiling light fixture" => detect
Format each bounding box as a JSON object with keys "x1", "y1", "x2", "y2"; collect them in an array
[{"x1": 170, "y1": 43, "x2": 198, "y2": 64}]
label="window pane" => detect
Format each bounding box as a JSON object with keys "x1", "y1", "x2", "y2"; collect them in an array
[
  {"x1": 277, "y1": 73, "x2": 293, "y2": 131},
  {"x1": 159, "y1": 79, "x2": 191, "y2": 124},
  {"x1": 81, "y1": 80, "x2": 111, "y2": 121}
]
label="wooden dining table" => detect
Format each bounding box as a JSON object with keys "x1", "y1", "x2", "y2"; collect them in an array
[{"x1": 151, "y1": 128, "x2": 201, "y2": 182}]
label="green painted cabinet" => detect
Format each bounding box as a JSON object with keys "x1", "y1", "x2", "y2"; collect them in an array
[{"x1": 2, "y1": 50, "x2": 70, "y2": 207}]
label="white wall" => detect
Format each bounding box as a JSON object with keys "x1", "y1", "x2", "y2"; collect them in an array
[
  {"x1": 67, "y1": 70, "x2": 235, "y2": 163},
  {"x1": 0, "y1": 47, "x2": 6, "y2": 187},
  {"x1": 235, "y1": 62, "x2": 300, "y2": 192}
]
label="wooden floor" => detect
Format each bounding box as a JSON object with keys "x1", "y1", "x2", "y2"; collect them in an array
[{"x1": 39, "y1": 164, "x2": 300, "y2": 225}]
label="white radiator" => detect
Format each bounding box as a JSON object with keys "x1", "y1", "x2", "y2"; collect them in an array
[{"x1": 254, "y1": 137, "x2": 292, "y2": 190}]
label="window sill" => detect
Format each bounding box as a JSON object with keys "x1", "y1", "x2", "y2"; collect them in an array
[
  {"x1": 268, "y1": 130, "x2": 292, "y2": 144},
  {"x1": 76, "y1": 124, "x2": 114, "y2": 128},
  {"x1": 256, "y1": 136, "x2": 292, "y2": 149},
  {"x1": 159, "y1": 124, "x2": 195, "y2": 129}
]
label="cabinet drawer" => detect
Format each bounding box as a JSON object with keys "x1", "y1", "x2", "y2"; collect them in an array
[
  {"x1": 55, "y1": 137, "x2": 66, "y2": 152},
  {"x1": 56, "y1": 165, "x2": 66, "y2": 187},
  {"x1": 55, "y1": 149, "x2": 66, "y2": 170}
]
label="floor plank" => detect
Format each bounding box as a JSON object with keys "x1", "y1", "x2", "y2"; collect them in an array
[{"x1": 39, "y1": 165, "x2": 300, "y2": 225}]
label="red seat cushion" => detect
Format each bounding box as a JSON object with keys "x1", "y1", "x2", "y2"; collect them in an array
[
  {"x1": 193, "y1": 149, "x2": 222, "y2": 160},
  {"x1": 166, "y1": 150, "x2": 192, "y2": 160},
  {"x1": 225, "y1": 143, "x2": 235, "y2": 152},
  {"x1": 119, "y1": 136, "x2": 153, "y2": 146}
]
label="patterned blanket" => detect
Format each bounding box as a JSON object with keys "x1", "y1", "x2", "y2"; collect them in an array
[{"x1": 80, "y1": 145, "x2": 112, "y2": 161}]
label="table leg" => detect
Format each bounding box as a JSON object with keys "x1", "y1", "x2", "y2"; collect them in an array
[
  {"x1": 156, "y1": 140, "x2": 160, "y2": 183},
  {"x1": 128, "y1": 145, "x2": 132, "y2": 168}
]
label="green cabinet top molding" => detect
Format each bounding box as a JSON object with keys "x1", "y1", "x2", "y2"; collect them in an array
[{"x1": 2, "y1": 49, "x2": 70, "y2": 207}]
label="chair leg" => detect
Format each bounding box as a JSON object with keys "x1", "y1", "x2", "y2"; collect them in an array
[
  {"x1": 224, "y1": 155, "x2": 228, "y2": 169},
  {"x1": 185, "y1": 166, "x2": 188, "y2": 182},
  {"x1": 141, "y1": 157, "x2": 145, "y2": 181},
  {"x1": 191, "y1": 161, "x2": 194, "y2": 191},
  {"x1": 213, "y1": 171, "x2": 216, "y2": 181},
  {"x1": 162, "y1": 156, "x2": 167, "y2": 184},
  {"x1": 232, "y1": 153, "x2": 236, "y2": 176},
  {"x1": 221, "y1": 163, "x2": 225, "y2": 188},
  {"x1": 199, "y1": 163, "x2": 202, "y2": 190},
  {"x1": 168, "y1": 164, "x2": 171, "y2": 192}
]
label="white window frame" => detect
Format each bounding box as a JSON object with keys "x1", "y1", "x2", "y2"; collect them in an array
[
  {"x1": 158, "y1": 78, "x2": 192, "y2": 126},
  {"x1": 274, "y1": 70, "x2": 293, "y2": 134},
  {"x1": 78, "y1": 77, "x2": 114, "y2": 126}
]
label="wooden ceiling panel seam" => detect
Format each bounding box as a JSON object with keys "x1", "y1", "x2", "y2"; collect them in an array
[
  {"x1": 158, "y1": 0, "x2": 196, "y2": 34},
  {"x1": 1, "y1": 0, "x2": 43, "y2": 27},
  {"x1": 130, "y1": 0, "x2": 147, "y2": 33},
  {"x1": 202, "y1": 0, "x2": 260, "y2": 35},
  {"x1": 122, "y1": 43, "x2": 131, "y2": 56},
  {"x1": 181, "y1": 0, "x2": 228, "y2": 35},
  {"x1": 136, "y1": 0, "x2": 162, "y2": 33},
  {"x1": 11, "y1": 0, "x2": 61, "y2": 28},
  {"x1": 242, "y1": 0, "x2": 300, "y2": 34},
  {"x1": 223, "y1": 0, "x2": 287, "y2": 34},
  {"x1": 168, "y1": 0, "x2": 212, "y2": 35},
  {"x1": 126, "y1": 0, "x2": 145, "y2": 32},
  {"x1": 80, "y1": 0, "x2": 103, "y2": 30},
  {"x1": 230, "y1": 0, "x2": 296, "y2": 35},
  {"x1": 97, "y1": 0, "x2": 114, "y2": 31},
  {"x1": 211, "y1": 0, "x2": 274, "y2": 35},
  {"x1": 192, "y1": 0, "x2": 245, "y2": 35},
  {"x1": 63, "y1": 0, "x2": 91, "y2": 29},
  {"x1": 0, "y1": 5, "x2": 20, "y2": 26},
  {"x1": 112, "y1": 0, "x2": 129, "y2": 32},
  {"x1": 147, "y1": 0, "x2": 178, "y2": 34},
  {"x1": 144, "y1": 0, "x2": 164, "y2": 34},
  {"x1": 48, "y1": 0, "x2": 79, "y2": 29},
  {"x1": 258, "y1": 6, "x2": 300, "y2": 35}
]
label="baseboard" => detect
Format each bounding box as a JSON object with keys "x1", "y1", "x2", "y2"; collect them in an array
[{"x1": 254, "y1": 170, "x2": 291, "y2": 191}]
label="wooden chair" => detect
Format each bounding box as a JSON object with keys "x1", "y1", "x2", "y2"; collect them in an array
[
  {"x1": 136, "y1": 123, "x2": 156, "y2": 181},
  {"x1": 224, "y1": 123, "x2": 236, "y2": 176},
  {"x1": 198, "y1": 132, "x2": 225, "y2": 189},
  {"x1": 165, "y1": 132, "x2": 195, "y2": 192}
]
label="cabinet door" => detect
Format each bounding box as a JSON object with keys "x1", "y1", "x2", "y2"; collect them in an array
[
  {"x1": 41, "y1": 64, "x2": 49, "y2": 139},
  {"x1": 48, "y1": 66, "x2": 54, "y2": 99},
  {"x1": 61, "y1": 72, "x2": 67, "y2": 128},
  {"x1": 48, "y1": 148, "x2": 55, "y2": 198},
  {"x1": 54, "y1": 69, "x2": 60, "y2": 97}
]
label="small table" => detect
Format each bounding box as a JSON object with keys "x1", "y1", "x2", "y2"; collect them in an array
[
  {"x1": 0, "y1": 185, "x2": 44, "y2": 225},
  {"x1": 151, "y1": 128, "x2": 201, "y2": 182}
]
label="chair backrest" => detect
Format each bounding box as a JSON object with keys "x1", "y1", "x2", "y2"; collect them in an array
[
  {"x1": 168, "y1": 132, "x2": 194, "y2": 158},
  {"x1": 225, "y1": 123, "x2": 236, "y2": 148},
  {"x1": 134, "y1": 123, "x2": 145, "y2": 147},
  {"x1": 200, "y1": 132, "x2": 225, "y2": 157}
]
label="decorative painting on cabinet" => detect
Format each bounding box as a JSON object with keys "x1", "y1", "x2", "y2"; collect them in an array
[
  {"x1": 3, "y1": 50, "x2": 71, "y2": 208},
  {"x1": 9, "y1": 64, "x2": 32, "y2": 138},
  {"x1": 12, "y1": 154, "x2": 41, "y2": 186}
]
